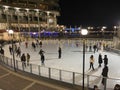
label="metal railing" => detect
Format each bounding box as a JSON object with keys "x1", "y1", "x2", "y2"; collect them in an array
[{"x1": 0, "y1": 54, "x2": 120, "y2": 90}]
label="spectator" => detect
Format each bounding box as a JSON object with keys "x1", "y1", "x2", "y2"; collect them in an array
[{"x1": 39, "y1": 49, "x2": 45, "y2": 55}]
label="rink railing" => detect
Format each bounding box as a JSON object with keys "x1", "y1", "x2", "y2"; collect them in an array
[
  {"x1": 0, "y1": 55, "x2": 120, "y2": 90},
  {"x1": 105, "y1": 47, "x2": 120, "y2": 54}
]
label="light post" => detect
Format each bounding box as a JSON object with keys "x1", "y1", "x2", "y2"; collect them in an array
[
  {"x1": 8, "y1": 30, "x2": 16, "y2": 72},
  {"x1": 81, "y1": 29, "x2": 88, "y2": 90}
]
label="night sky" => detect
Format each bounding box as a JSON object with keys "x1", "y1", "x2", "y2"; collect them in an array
[{"x1": 57, "y1": 0, "x2": 120, "y2": 27}]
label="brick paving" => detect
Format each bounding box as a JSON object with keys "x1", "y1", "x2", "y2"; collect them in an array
[{"x1": 0, "y1": 64, "x2": 85, "y2": 90}]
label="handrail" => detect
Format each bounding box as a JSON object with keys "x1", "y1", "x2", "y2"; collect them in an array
[{"x1": 0, "y1": 54, "x2": 120, "y2": 90}]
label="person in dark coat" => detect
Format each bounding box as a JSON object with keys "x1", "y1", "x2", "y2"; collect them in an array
[
  {"x1": 103, "y1": 55, "x2": 108, "y2": 66},
  {"x1": 26, "y1": 53, "x2": 30, "y2": 66},
  {"x1": 41, "y1": 53, "x2": 45, "y2": 65},
  {"x1": 101, "y1": 65, "x2": 108, "y2": 86},
  {"x1": 16, "y1": 47, "x2": 21, "y2": 57},
  {"x1": 21, "y1": 53, "x2": 26, "y2": 67},
  {"x1": 39, "y1": 49, "x2": 45, "y2": 55},
  {"x1": 93, "y1": 44, "x2": 97, "y2": 53},
  {"x1": 98, "y1": 53, "x2": 103, "y2": 67},
  {"x1": 89, "y1": 45, "x2": 92, "y2": 52},
  {"x1": 32, "y1": 42, "x2": 36, "y2": 51},
  {"x1": 58, "y1": 47, "x2": 61, "y2": 59},
  {"x1": 9, "y1": 46, "x2": 12, "y2": 55},
  {"x1": 39, "y1": 41, "x2": 42, "y2": 48},
  {"x1": 0, "y1": 48, "x2": 4, "y2": 56}
]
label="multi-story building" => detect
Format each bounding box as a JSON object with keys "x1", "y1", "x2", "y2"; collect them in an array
[{"x1": 0, "y1": 0, "x2": 60, "y2": 40}]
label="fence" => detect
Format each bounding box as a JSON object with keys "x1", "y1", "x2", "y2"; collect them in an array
[{"x1": 0, "y1": 54, "x2": 120, "y2": 90}]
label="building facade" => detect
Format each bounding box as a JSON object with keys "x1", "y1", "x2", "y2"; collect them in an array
[{"x1": 0, "y1": 0, "x2": 60, "y2": 40}]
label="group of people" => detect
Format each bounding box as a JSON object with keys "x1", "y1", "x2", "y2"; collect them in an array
[
  {"x1": 21, "y1": 53, "x2": 30, "y2": 67},
  {"x1": 89, "y1": 54, "x2": 108, "y2": 71},
  {"x1": 9, "y1": 44, "x2": 21, "y2": 57},
  {"x1": 38, "y1": 46, "x2": 62, "y2": 65},
  {"x1": 88, "y1": 53, "x2": 109, "y2": 89}
]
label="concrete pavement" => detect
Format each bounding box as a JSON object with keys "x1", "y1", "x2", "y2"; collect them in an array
[{"x1": 0, "y1": 64, "x2": 84, "y2": 90}]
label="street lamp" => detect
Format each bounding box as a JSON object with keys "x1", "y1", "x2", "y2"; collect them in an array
[
  {"x1": 8, "y1": 30, "x2": 16, "y2": 72},
  {"x1": 81, "y1": 29, "x2": 88, "y2": 90}
]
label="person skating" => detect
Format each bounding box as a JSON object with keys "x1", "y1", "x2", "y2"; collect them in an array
[
  {"x1": 0, "y1": 48, "x2": 4, "y2": 56},
  {"x1": 58, "y1": 47, "x2": 61, "y2": 59},
  {"x1": 39, "y1": 49, "x2": 45, "y2": 55},
  {"x1": 39, "y1": 41, "x2": 42, "y2": 48},
  {"x1": 21, "y1": 53, "x2": 26, "y2": 67},
  {"x1": 26, "y1": 53, "x2": 30, "y2": 66},
  {"x1": 25, "y1": 41, "x2": 28, "y2": 48},
  {"x1": 41, "y1": 53, "x2": 45, "y2": 65},
  {"x1": 9, "y1": 45, "x2": 12, "y2": 55},
  {"x1": 103, "y1": 55, "x2": 108, "y2": 66},
  {"x1": 98, "y1": 53, "x2": 103, "y2": 67},
  {"x1": 101, "y1": 65, "x2": 108, "y2": 86},
  {"x1": 89, "y1": 55, "x2": 95, "y2": 70}
]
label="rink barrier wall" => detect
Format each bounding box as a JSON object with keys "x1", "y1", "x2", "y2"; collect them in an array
[
  {"x1": 105, "y1": 48, "x2": 120, "y2": 54},
  {"x1": 0, "y1": 54, "x2": 120, "y2": 90}
]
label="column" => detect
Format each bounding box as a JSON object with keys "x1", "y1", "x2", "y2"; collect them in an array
[
  {"x1": 4, "y1": 6, "x2": 9, "y2": 30},
  {"x1": 26, "y1": 9, "x2": 30, "y2": 39},
  {"x1": 53, "y1": 14, "x2": 57, "y2": 27},
  {"x1": 37, "y1": 10, "x2": 41, "y2": 39},
  {"x1": 16, "y1": 8, "x2": 20, "y2": 41},
  {"x1": 46, "y1": 11, "x2": 50, "y2": 28}
]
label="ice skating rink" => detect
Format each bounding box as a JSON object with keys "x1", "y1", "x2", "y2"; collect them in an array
[{"x1": 3, "y1": 39, "x2": 120, "y2": 89}]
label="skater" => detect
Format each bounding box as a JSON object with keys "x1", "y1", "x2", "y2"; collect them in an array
[
  {"x1": 39, "y1": 41, "x2": 42, "y2": 48},
  {"x1": 16, "y1": 47, "x2": 21, "y2": 57},
  {"x1": 25, "y1": 41, "x2": 28, "y2": 48},
  {"x1": 0, "y1": 48, "x2": 4, "y2": 56},
  {"x1": 89, "y1": 44, "x2": 92, "y2": 52},
  {"x1": 98, "y1": 53, "x2": 103, "y2": 67},
  {"x1": 101, "y1": 65, "x2": 108, "y2": 86},
  {"x1": 21, "y1": 53, "x2": 26, "y2": 67},
  {"x1": 58, "y1": 47, "x2": 61, "y2": 59},
  {"x1": 32, "y1": 42, "x2": 36, "y2": 51},
  {"x1": 89, "y1": 55, "x2": 95, "y2": 70},
  {"x1": 26, "y1": 53, "x2": 30, "y2": 66},
  {"x1": 103, "y1": 55, "x2": 108, "y2": 66},
  {"x1": 93, "y1": 44, "x2": 97, "y2": 53},
  {"x1": 9, "y1": 45, "x2": 12, "y2": 55},
  {"x1": 39, "y1": 49, "x2": 45, "y2": 55},
  {"x1": 41, "y1": 53, "x2": 45, "y2": 65}
]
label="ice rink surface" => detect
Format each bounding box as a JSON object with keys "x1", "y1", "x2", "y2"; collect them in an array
[{"x1": 2, "y1": 39, "x2": 120, "y2": 89}]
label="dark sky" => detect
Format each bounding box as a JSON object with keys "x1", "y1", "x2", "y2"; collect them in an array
[{"x1": 57, "y1": 0, "x2": 120, "y2": 27}]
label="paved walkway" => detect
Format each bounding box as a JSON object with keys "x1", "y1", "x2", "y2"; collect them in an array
[{"x1": 0, "y1": 64, "x2": 85, "y2": 90}]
